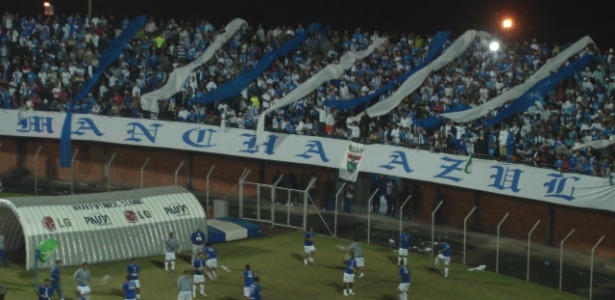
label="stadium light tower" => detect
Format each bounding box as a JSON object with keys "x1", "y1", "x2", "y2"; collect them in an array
[
  {"x1": 502, "y1": 18, "x2": 513, "y2": 29},
  {"x1": 489, "y1": 41, "x2": 500, "y2": 52},
  {"x1": 43, "y1": 1, "x2": 54, "y2": 16}
]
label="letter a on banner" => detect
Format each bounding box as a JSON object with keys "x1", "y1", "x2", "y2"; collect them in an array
[{"x1": 339, "y1": 142, "x2": 366, "y2": 182}]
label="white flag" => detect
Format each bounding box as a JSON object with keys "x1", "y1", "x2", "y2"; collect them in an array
[{"x1": 339, "y1": 142, "x2": 366, "y2": 182}]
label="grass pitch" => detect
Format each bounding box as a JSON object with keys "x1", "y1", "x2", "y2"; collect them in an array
[{"x1": 0, "y1": 227, "x2": 582, "y2": 300}]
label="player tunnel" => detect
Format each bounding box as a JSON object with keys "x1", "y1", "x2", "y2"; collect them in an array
[{"x1": 0, "y1": 186, "x2": 206, "y2": 270}]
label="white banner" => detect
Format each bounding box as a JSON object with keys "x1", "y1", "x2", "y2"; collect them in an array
[
  {"x1": 257, "y1": 37, "x2": 387, "y2": 142},
  {"x1": 1, "y1": 109, "x2": 614, "y2": 212},
  {"x1": 140, "y1": 18, "x2": 247, "y2": 113},
  {"x1": 440, "y1": 36, "x2": 595, "y2": 123},
  {"x1": 339, "y1": 142, "x2": 366, "y2": 182},
  {"x1": 366, "y1": 30, "x2": 490, "y2": 118}
]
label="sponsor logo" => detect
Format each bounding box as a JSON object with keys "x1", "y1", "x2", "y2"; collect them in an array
[
  {"x1": 124, "y1": 210, "x2": 152, "y2": 223},
  {"x1": 42, "y1": 216, "x2": 56, "y2": 232},
  {"x1": 124, "y1": 210, "x2": 138, "y2": 223},
  {"x1": 84, "y1": 213, "x2": 112, "y2": 226},
  {"x1": 164, "y1": 204, "x2": 190, "y2": 216}
]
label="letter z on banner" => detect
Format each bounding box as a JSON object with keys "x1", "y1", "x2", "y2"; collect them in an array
[{"x1": 339, "y1": 142, "x2": 366, "y2": 182}]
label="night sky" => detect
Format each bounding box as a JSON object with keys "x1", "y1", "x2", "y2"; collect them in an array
[{"x1": 2, "y1": 0, "x2": 615, "y2": 48}]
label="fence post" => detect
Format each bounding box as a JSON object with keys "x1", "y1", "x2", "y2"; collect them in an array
[
  {"x1": 431, "y1": 200, "x2": 444, "y2": 259},
  {"x1": 174, "y1": 160, "x2": 185, "y2": 186},
  {"x1": 463, "y1": 206, "x2": 477, "y2": 265},
  {"x1": 589, "y1": 235, "x2": 605, "y2": 300},
  {"x1": 398, "y1": 195, "x2": 412, "y2": 243},
  {"x1": 366, "y1": 188, "x2": 380, "y2": 244},
  {"x1": 140, "y1": 157, "x2": 150, "y2": 189},
  {"x1": 271, "y1": 175, "x2": 283, "y2": 227},
  {"x1": 333, "y1": 182, "x2": 347, "y2": 238},
  {"x1": 526, "y1": 219, "x2": 541, "y2": 282},
  {"x1": 106, "y1": 152, "x2": 117, "y2": 192},
  {"x1": 205, "y1": 165, "x2": 216, "y2": 214},
  {"x1": 496, "y1": 212, "x2": 510, "y2": 274},
  {"x1": 558, "y1": 228, "x2": 575, "y2": 291},
  {"x1": 302, "y1": 178, "x2": 316, "y2": 231},
  {"x1": 34, "y1": 145, "x2": 42, "y2": 194},
  {"x1": 70, "y1": 149, "x2": 79, "y2": 194},
  {"x1": 238, "y1": 169, "x2": 250, "y2": 219}
]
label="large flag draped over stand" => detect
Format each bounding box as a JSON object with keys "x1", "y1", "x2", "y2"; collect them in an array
[
  {"x1": 339, "y1": 142, "x2": 367, "y2": 182},
  {"x1": 255, "y1": 37, "x2": 387, "y2": 142},
  {"x1": 572, "y1": 139, "x2": 615, "y2": 150},
  {"x1": 323, "y1": 31, "x2": 451, "y2": 110},
  {"x1": 485, "y1": 55, "x2": 601, "y2": 127},
  {"x1": 60, "y1": 15, "x2": 147, "y2": 167},
  {"x1": 187, "y1": 23, "x2": 323, "y2": 105},
  {"x1": 440, "y1": 36, "x2": 595, "y2": 123},
  {"x1": 139, "y1": 18, "x2": 247, "y2": 113},
  {"x1": 365, "y1": 30, "x2": 490, "y2": 118}
]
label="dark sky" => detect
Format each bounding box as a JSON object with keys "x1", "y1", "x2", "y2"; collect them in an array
[{"x1": 3, "y1": 0, "x2": 615, "y2": 47}]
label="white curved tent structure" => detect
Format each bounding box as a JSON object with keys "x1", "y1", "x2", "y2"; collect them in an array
[{"x1": 0, "y1": 186, "x2": 205, "y2": 270}]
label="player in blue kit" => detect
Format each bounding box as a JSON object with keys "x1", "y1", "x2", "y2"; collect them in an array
[
  {"x1": 342, "y1": 252, "x2": 357, "y2": 296},
  {"x1": 249, "y1": 276, "x2": 262, "y2": 300},
  {"x1": 121, "y1": 275, "x2": 137, "y2": 300},
  {"x1": 38, "y1": 278, "x2": 54, "y2": 300},
  {"x1": 398, "y1": 261, "x2": 411, "y2": 300},
  {"x1": 434, "y1": 239, "x2": 452, "y2": 278},
  {"x1": 204, "y1": 242, "x2": 218, "y2": 281},
  {"x1": 50, "y1": 260, "x2": 64, "y2": 300},
  {"x1": 193, "y1": 252, "x2": 207, "y2": 297},
  {"x1": 191, "y1": 225, "x2": 206, "y2": 264},
  {"x1": 126, "y1": 258, "x2": 141, "y2": 299},
  {"x1": 242, "y1": 264, "x2": 255, "y2": 299},
  {"x1": 398, "y1": 228, "x2": 411, "y2": 265},
  {"x1": 303, "y1": 226, "x2": 316, "y2": 265}
]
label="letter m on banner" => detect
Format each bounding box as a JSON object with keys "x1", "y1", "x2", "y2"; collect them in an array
[{"x1": 339, "y1": 142, "x2": 366, "y2": 182}]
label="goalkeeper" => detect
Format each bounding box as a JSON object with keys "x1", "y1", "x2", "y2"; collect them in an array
[{"x1": 338, "y1": 237, "x2": 365, "y2": 278}]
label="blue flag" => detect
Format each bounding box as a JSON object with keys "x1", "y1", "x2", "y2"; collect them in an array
[
  {"x1": 486, "y1": 55, "x2": 600, "y2": 127},
  {"x1": 187, "y1": 23, "x2": 323, "y2": 105},
  {"x1": 323, "y1": 31, "x2": 451, "y2": 110},
  {"x1": 59, "y1": 15, "x2": 147, "y2": 167}
]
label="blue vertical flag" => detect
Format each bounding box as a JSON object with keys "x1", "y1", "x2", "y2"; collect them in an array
[{"x1": 60, "y1": 15, "x2": 147, "y2": 167}]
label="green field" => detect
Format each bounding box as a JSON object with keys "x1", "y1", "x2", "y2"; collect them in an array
[{"x1": 0, "y1": 228, "x2": 582, "y2": 300}]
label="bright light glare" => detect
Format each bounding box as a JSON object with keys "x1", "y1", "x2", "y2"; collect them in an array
[
  {"x1": 502, "y1": 18, "x2": 513, "y2": 29},
  {"x1": 43, "y1": 2, "x2": 51, "y2": 6},
  {"x1": 489, "y1": 41, "x2": 500, "y2": 51}
]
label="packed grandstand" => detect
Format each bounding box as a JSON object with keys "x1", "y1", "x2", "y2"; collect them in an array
[{"x1": 0, "y1": 12, "x2": 613, "y2": 177}]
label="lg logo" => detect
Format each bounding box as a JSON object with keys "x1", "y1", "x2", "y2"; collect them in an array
[
  {"x1": 124, "y1": 210, "x2": 152, "y2": 223},
  {"x1": 42, "y1": 216, "x2": 72, "y2": 232}
]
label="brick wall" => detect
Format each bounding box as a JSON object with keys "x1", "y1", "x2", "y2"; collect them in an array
[{"x1": 1, "y1": 136, "x2": 613, "y2": 258}]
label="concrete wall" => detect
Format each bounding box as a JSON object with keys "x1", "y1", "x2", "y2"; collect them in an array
[{"x1": 1, "y1": 136, "x2": 613, "y2": 258}]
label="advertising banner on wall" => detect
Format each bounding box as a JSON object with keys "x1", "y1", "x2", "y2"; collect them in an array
[{"x1": 1, "y1": 109, "x2": 614, "y2": 212}]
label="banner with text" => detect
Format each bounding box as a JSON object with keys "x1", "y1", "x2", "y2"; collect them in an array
[{"x1": 1, "y1": 109, "x2": 614, "y2": 212}]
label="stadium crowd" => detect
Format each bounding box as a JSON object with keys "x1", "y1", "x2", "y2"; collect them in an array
[{"x1": 0, "y1": 12, "x2": 614, "y2": 177}]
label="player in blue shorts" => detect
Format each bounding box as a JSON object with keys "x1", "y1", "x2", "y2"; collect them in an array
[
  {"x1": 193, "y1": 252, "x2": 207, "y2": 297},
  {"x1": 434, "y1": 239, "x2": 452, "y2": 278},
  {"x1": 121, "y1": 275, "x2": 137, "y2": 300},
  {"x1": 249, "y1": 276, "x2": 262, "y2": 300},
  {"x1": 303, "y1": 226, "x2": 315, "y2": 265},
  {"x1": 242, "y1": 264, "x2": 255, "y2": 299},
  {"x1": 126, "y1": 258, "x2": 141, "y2": 299},
  {"x1": 50, "y1": 260, "x2": 64, "y2": 300}
]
